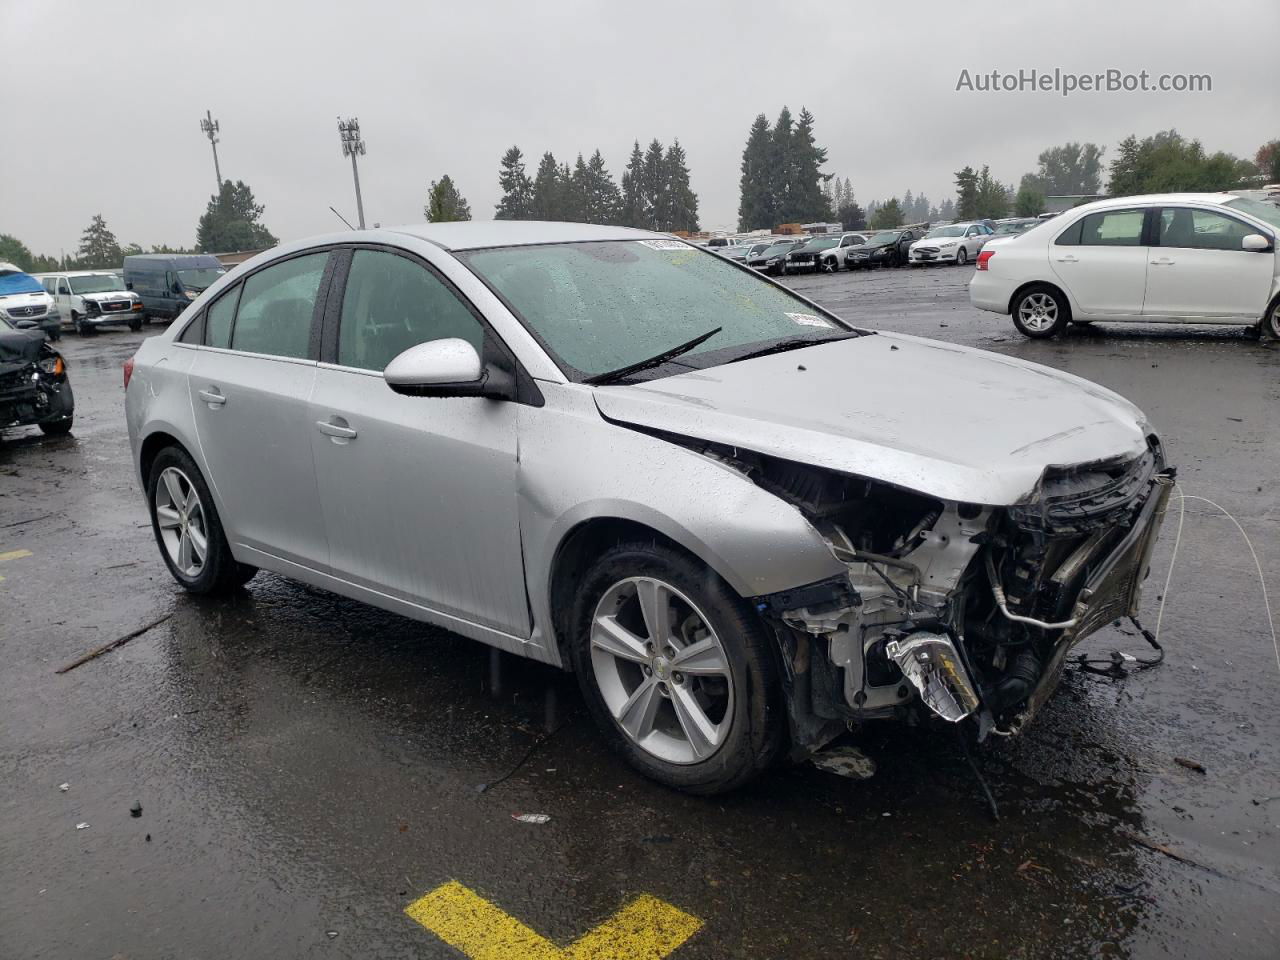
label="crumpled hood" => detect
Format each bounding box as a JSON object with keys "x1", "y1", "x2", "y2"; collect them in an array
[
  {"x1": 0, "y1": 326, "x2": 47, "y2": 365},
  {"x1": 81, "y1": 290, "x2": 135, "y2": 303},
  {"x1": 592, "y1": 332, "x2": 1152, "y2": 505}
]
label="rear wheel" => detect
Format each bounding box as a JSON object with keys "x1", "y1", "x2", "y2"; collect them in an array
[
  {"x1": 1012, "y1": 284, "x2": 1070, "y2": 338},
  {"x1": 147, "y1": 446, "x2": 257, "y2": 593},
  {"x1": 1261, "y1": 299, "x2": 1280, "y2": 341},
  {"x1": 955, "y1": 247, "x2": 969, "y2": 266},
  {"x1": 570, "y1": 541, "x2": 785, "y2": 794},
  {"x1": 39, "y1": 418, "x2": 73, "y2": 436}
]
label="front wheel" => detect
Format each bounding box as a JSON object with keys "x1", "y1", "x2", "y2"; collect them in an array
[
  {"x1": 129, "y1": 319, "x2": 143, "y2": 332},
  {"x1": 1012, "y1": 285, "x2": 1070, "y2": 338},
  {"x1": 570, "y1": 542, "x2": 785, "y2": 794},
  {"x1": 147, "y1": 446, "x2": 257, "y2": 593},
  {"x1": 39, "y1": 418, "x2": 73, "y2": 436}
]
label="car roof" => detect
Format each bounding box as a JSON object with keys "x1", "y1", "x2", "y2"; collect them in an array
[
  {"x1": 387, "y1": 220, "x2": 664, "y2": 251},
  {"x1": 33, "y1": 270, "x2": 117, "y2": 278},
  {"x1": 1075, "y1": 192, "x2": 1245, "y2": 211}
]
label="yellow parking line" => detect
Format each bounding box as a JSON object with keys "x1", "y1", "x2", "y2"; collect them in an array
[
  {"x1": 405, "y1": 881, "x2": 702, "y2": 960},
  {"x1": 0, "y1": 549, "x2": 33, "y2": 563}
]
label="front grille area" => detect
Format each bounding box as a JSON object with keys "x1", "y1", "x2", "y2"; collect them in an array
[
  {"x1": 6, "y1": 304, "x2": 47, "y2": 318},
  {"x1": 100, "y1": 300, "x2": 130, "y2": 313}
]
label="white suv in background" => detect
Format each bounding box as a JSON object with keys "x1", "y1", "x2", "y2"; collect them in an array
[
  {"x1": 968, "y1": 193, "x2": 1280, "y2": 339},
  {"x1": 909, "y1": 222, "x2": 994, "y2": 266}
]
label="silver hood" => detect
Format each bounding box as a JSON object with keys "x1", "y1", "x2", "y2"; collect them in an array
[{"x1": 592, "y1": 332, "x2": 1151, "y2": 505}]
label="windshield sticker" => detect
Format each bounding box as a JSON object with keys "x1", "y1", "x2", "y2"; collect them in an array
[
  {"x1": 786, "y1": 312, "x2": 835, "y2": 328},
  {"x1": 636, "y1": 239, "x2": 694, "y2": 251}
]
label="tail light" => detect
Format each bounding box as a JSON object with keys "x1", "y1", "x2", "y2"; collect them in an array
[
  {"x1": 123, "y1": 355, "x2": 135, "y2": 390},
  {"x1": 976, "y1": 250, "x2": 995, "y2": 271}
]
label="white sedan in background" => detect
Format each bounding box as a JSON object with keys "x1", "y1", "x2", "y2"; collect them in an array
[
  {"x1": 908, "y1": 222, "x2": 994, "y2": 266},
  {"x1": 969, "y1": 193, "x2": 1280, "y2": 339}
]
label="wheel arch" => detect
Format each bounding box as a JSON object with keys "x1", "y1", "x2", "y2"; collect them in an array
[
  {"x1": 139, "y1": 429, "x2": 188, "y2": 488},
  {"x1": 1007, "y1": 278, "x2": 1074, "y2": 318}
]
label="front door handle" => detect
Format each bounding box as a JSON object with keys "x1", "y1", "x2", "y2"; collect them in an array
[
  {"x1": 1150, "y1": 257, "x2": 1175, "y2": 265},
  {"x1": 198, "y1": 387, "x2": 225, "y2": 407},
  {"x1": 316, "y1": 418, "x2": 358, "y2": 442},
  {"x1": 1055, "y1": 254, "x2": 1078, "y2": 263}
]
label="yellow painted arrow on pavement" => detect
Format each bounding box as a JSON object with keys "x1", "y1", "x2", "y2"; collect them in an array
[{"x1": 405, "y1": 881, "x2": 702, "y2": 960}]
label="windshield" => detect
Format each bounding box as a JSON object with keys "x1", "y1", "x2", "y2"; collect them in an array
[
  {"x1": 868, "y1": 232, "x2": 900, "y2": 244},
  {"x1": 68, "y1": 274, "x2": 125, "y2": 294},
  {"x1": 460, "y1": 240, "x2": 858, "y2": 380},
  {"x1": 177, "y1": 267, "x2": 226, "y2": 292},
  {"x1": 926, "y1": 225, "x2": 966, "y2": 238},
  {"x1": 1225, "y1": 198, "x2": 1280, "y2": 231},
  {"x1": 802, "y1": 237, "x2": 841, "y2": 250},
  {"x1": 0, "y1": 270, "x2": 44, "y2": 297}
]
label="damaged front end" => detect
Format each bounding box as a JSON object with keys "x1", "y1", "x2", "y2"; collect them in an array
[
  {"x1": 0, "y1": 333, "x2": 74, "y2": 432},
  {"x1": 713, "y1": 438, "x2": 1174, "y2": 752}
]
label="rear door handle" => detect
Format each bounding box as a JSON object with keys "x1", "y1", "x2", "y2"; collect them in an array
[
  {"x1": 198, "y1": 387, "x2": 225, "y2": 406},
  {"x1": 1055, "y1": 255, "x2": 1078, "y2": 263},
  {"x1": 1150, "y1": 257, "x2": 1175, "y2": 265},
  {"x1": 316, "y1": 418, "x2": 357, "y2": 441}
]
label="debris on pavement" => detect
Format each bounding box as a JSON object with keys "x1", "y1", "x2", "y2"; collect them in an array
[
  {"x1": 75, "y1": 822, "x2": 89, "y2": 830},
  {"x1": 511, "y1": 813, "x2": 551, "y2": 824},
  {"x1": 811, "y1": 745, "x2": 877, "y2": 780},
  {"x1": 56, "y1": 613, "x2": 173, "y2": 675},
  {"x1": 1174, "y1": 757, "x2": 1207, "y2": 774},
  {"x1": 58, "y1": 783, "x2": 69, "y2": 792},
  {"x1": 130, "y1": 801, "x2": 143, "y2": 818}
]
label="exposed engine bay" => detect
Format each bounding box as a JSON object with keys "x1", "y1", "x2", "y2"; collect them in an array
[
  {"x1": 0, "y1": 327, "x2": 75, "y2": 433},
  {"x1": 690, "y1": 437, "x2": 1175, "y2": 751}
]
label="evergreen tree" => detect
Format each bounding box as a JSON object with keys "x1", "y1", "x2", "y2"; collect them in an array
[
  {"x1": 584, "y1": 149, "x2": 622, "y2": 224},
  {"x1": 974, "y1": 166, "x2": 1011, "y2": 219},
  {"x1": 737, "y1": 114, "x2": 775, "y2": 231},
  {"x1": 770, "y1": 107, "x2": 796, "y2": 221},
  {"x1": 939, "y1": 198, "x2": 956, "y2": 220},
  {"x1": 559, "y1": 160, "x2": 581, "y2": 221},
  {"x1": 621, "y1": 141, "x2": 647, "y2": 228},
  {"x1": 77, "y1": 214, "x2": 121, "y2": 268},
  {"x1": 495, "y1": 146, "x2": 534, "y2": 220},
  {"x1": 641, "y1": 139, "x2": 667, "y2": 231},
  {"x1": 196, "y1": 180, "x2": 277, "y2": 253},
  {"x1": 0, "y1": 234, "x2": 34, "y2": 270},
  {"x1": 902, "y1": 191, "x2": 915, "y2": 222},
  {"x1": 1014, "y1": 184, "x2": 1046, "y2": 217},
  {"x1": 663, "y1": 140, "x2": 699, "y2": 232},
  {"x1": 789, "y1": 108, "x2": 830, "y2": 221},
  {"x1": 954, "y1": 166, "x2": 979, "y2": 220},
  {"x1": 530, "y1": 152, "x2": 562, "y2": 220},
  {"x1": 869, "y1": 198, "x2": 904, "y2": 229},
  {"x1": 425, "y1": 175, "x2": 471, "y2": 222},
  {"x1": 836, "y1": 201, "x2": 865, "y2": 231}
]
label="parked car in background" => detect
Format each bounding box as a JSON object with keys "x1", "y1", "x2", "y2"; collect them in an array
[
  {"x1": 1, "y1": 263, "x2": 61, "y2": 341},
  {"x1": 36, "y1": 271, "x2": 144, "y2": 335},
  {"x1": 992, "y1": 218, "x2": 1041, "y2": 237},
  {"x1": 969, "y1": 193, "x2": 1280, "y2": 339},
  {"x1": 909, "y1": 222, "x2": 994, "y2": 266},
  {"x1": 125, "y1": 221, "x2": 1173, "y2": 795},
  {"x1": 719, "y1": 245, "x2": 752, "y2": 262},
  {"x1": 704, "y1": 237, "x2": 741, "y2": 249},
  {"x1": 844, "y1": 229, "x2": 918, "y2": 269},
  {"x1": 783, "y1": 234, "x2": 866, "y2": 274},
  {"x1": 748, "y1": 239, "x2": 804, "y2": 274},
  {"x1": 124, "y1": 254, "x2": 227, "y2": 322},
  {"x1": 0, "y1": 315, "x2": 74, "y2": 435}
]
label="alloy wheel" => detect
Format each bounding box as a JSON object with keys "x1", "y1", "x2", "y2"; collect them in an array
[
  {"x1": 1018, "y1": 292, "x2": 1059, "y2": 332},
  {"x1": 154, "y1": 466, "x2": 208, "y2": 577},
  {"x1": 590, "y1": 576, "x2": 735, "y2": 764}
]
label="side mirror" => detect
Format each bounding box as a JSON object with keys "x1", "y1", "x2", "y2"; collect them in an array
[
  {"x1": 384, "y1": 338, "x2": 513, "y2": 400},
  {"x1": 13, "y1": 319, "x2": 39, "y2": 330},
  {"x1": 1242, "y1": 233, "x2": 1273, "y2": 252}
]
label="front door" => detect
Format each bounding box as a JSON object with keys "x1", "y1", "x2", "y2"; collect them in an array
[
  {"x1": 1143, "y1": 207, "x2": 1275, "y2": 318},
  {"x1": 187, "y1": 251, "x2": 332, "y2": 571},
  {"x1": 308, "y1": 247, "x2": 529, "y2": 636},
  {"x1": 1050, "y1": 207, "x2": 1150, "y2": 316}
]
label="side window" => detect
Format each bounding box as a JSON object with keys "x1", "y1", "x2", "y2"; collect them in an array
[
  {"x1": 204, "y1": 286, "x2": 239, "y2": 348},
  {"x1": 58, "y1": 280, "x2": 71, "y2": 295},
  {"x1": 337, "y1": 250, "x2": 485, "y2": 372},
  {"x1": 1055, "y1": 218, "x2": 1083, "y2": 246},
  {"x1": 1078, "y1": 209, "x2": 1145, "y2": 246},
  {"x1": 1158, "y1": 208, "x2": 1257, "y2": 251},
  {"x1": 230, "y1": 253, "x2": 328, "y2": 359}
]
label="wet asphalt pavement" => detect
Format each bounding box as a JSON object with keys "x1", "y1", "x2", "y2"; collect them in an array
[{"x1": 3, "y1": 265, "x2": 1279, "y2": 959}]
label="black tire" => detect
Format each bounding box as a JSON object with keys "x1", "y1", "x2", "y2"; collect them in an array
[
  {"x1": 1011, "y1": 283, "x2": 1071, "y2": 338},
  {"x1": 39, "y1": 418, "x2": 73, "y2": 436},
  {"x1": 147, "y1": 446, "x2": 257, "y2": 594},
  {"x1": 129, "y1": 319, "x2": 143, "y2": 332},
  {"x1": 955, "y1": 247, "x2": 968, "y2": 267},
  {"x1": 569, "y1": 541, "x2": 786, "y2": 794},
  {"x1": 1261, "y1": 299, "x2": 1280, "y2": 342}
]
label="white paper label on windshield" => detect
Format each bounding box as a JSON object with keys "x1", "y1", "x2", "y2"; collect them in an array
[
  {"x1": 636, "y1": 239, "x2": 693, "y2": 251},
  {"x1": 786, "y1": 312, "x2": 834, "y2": 328}
]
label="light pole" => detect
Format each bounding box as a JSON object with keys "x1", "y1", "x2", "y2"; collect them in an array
[
  {"x1": 200, "y1": 110, "x2": 222, "y2": 192},
  {"x1": 337, "y1": 117, "x2": 366, "y2": 229}
]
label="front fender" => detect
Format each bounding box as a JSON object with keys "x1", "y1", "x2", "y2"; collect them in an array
[{"x1": 517, "y1": 385, "x2": 846, "y2": 660}]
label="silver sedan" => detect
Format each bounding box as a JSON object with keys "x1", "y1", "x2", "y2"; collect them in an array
[{"x1": 125, "y1": 221, "x2": 1173, "y2": 793}]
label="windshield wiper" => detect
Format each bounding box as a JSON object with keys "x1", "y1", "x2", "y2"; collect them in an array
[
  {"x1": 584, "y1": 326, "x2": 723, "y2": 386},
  {"x1": 726, "y1": 331, "x2": 855, "y2": 365}
]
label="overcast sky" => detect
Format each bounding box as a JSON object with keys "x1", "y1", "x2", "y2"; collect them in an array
[{"x1": 3, "y1": 0, "x2": 1277, "y2": 254}]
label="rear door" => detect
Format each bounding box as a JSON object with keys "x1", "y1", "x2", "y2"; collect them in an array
[
  {"x1": 1049, "y1": 207, "x2": 1150, "y2": 316},
  {"x1": 307, "y1": 246, "x2": 529, "y2": 636},
  {"x1": 1142, "y1": 206, "x2": 1275, "y2": 318},
  {"x1": 187, "y1": 250, "x2": 334, "y2": 572}
]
